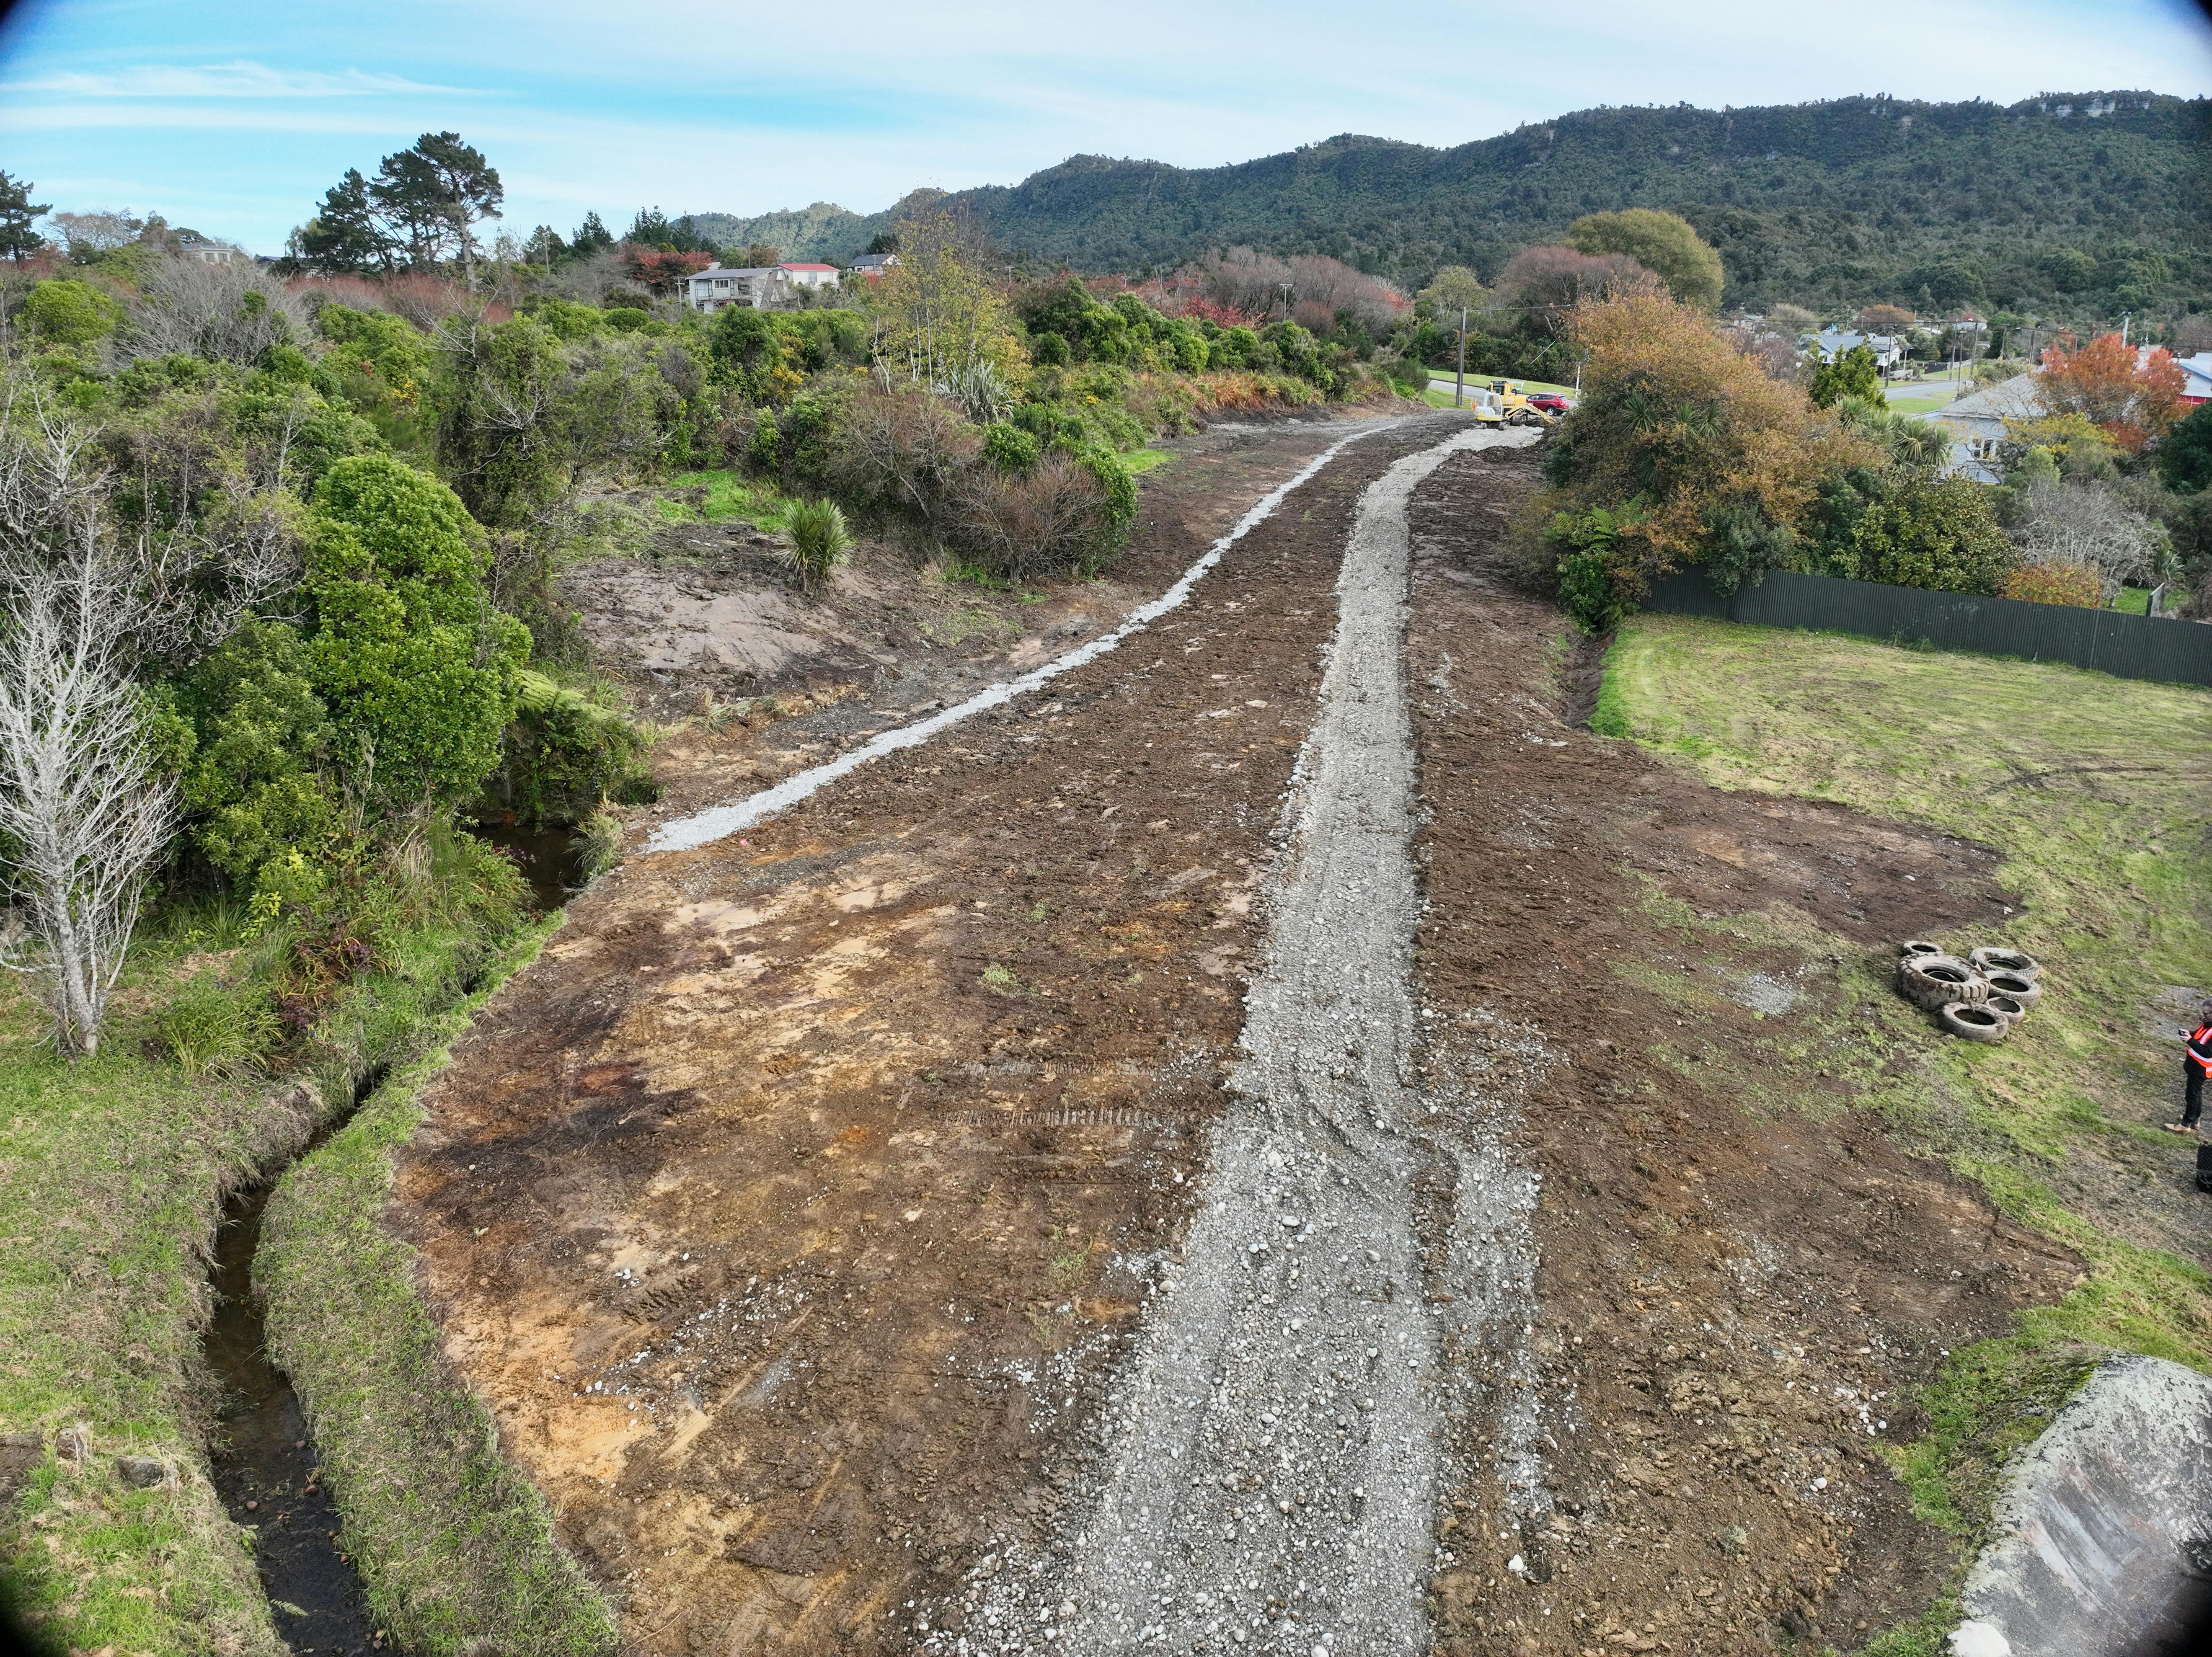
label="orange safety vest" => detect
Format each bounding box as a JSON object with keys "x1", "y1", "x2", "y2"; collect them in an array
[{"x1": 2189, "y1": 1023, "x2": 2212, "y2": 1078}]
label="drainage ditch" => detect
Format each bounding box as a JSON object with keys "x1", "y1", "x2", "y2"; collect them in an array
[
  {"x1": 206, "y1": 1096, "x2": 384, "y2": 1656},
  {"x1": 204, "y1": 823, "x2": 588, "y2": 1651}
]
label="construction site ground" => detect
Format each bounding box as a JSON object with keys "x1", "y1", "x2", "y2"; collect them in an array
[{"x1": 387, "y1": 416, "x2": 2080, "y2": 1656}]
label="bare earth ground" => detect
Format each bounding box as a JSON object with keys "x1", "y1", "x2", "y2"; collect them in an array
[
  {"x1": 1403, "y1": 448, "x2": 2078, "y2": 1656},
  {"x1": 389, "y1": 424, "x2": 2078, "y2": 1655}
]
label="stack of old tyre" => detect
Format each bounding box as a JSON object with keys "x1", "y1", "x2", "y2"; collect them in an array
[{"x1": 1895, "y1": 940, "x2": 2044, "y2": 1042}]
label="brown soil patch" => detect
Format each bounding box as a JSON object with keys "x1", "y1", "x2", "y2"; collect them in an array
[
  {"x1": 390, "y1": 416, "x2": 1469, "y2": 1652},
  {"x1": 574, "y1": 417, "x2": 1396, "y2": 822},
  {"x1": 1404, "y1": 447, "x2": 2080, "y2": 1655}
]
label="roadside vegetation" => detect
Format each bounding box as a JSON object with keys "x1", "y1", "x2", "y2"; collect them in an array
[
  {"x1": 1597, "y1": 613, "x2": 2212, "y2": 1652},
  {"x1": 1522, "y1": 284, "x2": 2210, "y2": 631}
]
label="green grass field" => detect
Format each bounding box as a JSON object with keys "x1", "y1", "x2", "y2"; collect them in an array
[{"x1": 1600, "y1": 614, "x2": 2212, "y2": 1652}]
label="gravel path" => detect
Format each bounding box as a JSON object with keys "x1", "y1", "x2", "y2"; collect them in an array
[{"x1": 948, "y1": 427, "x2": 1541, "y2": 1656}]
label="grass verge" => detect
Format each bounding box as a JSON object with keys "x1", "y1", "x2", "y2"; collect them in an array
[
  {"x1": 0, "y1": 829, "x2": 535, "y2": 1655},
  {"x1": 256, "y1": 918, "x2": 618, "y2": 1656},
  {"x1": 1597, "y1": 612, "x2": 2212, "y2": 1649}
]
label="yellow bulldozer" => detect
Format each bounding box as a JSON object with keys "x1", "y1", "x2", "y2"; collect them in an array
[{"x1": 1484, "y1": 379, "x2": 1560, "y2": 427}]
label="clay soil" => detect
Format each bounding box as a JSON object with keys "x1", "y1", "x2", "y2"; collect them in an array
[{"x1": 390, "y1": 423, "x2": 2080, "y2": 1655}]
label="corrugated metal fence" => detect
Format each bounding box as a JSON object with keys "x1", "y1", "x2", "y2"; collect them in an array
[{"x1": 1641, "y1": 569, "x2": 2212, "y2": 688}]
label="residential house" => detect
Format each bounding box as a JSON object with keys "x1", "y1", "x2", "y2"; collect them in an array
[
  {"x1": 171, "y1": 228, "x2": 244, "y2": 264},
  {"x1": 2176, "y1": 351, "x2": 2212, "y2": 408},
  {"x1": 779, "y1": 261, "x2": 840, "y2": 294},
  {"x1": 1931, "y1": 372, "x2": 2046, "y2": 482},
  {"x1": 847, "y1": 253, "x2": 898, "y2": 275},
  {"x1": 1811, "y1": 328, "x2": 1907, "y2": 375},
  {"x1": 684, "y1": 261, "x2": 842, "y2": 313}
]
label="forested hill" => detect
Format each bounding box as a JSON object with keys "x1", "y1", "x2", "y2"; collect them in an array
[{"x1": 695, "y1": 91, "x2": 2211, "y2": 314}]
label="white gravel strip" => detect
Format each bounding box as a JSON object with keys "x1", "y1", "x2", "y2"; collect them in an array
[
  {"x1": 643, "y1": 424, "x2": 1388, "y2": 856},
  {"x1": 936, "y1": 426, "x2": 1540, "y2": 1657}
]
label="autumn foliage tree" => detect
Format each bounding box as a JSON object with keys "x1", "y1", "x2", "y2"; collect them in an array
[
  {"x1": 2038, "y1": 332, "x2": 2185, "y2": 455},
  {"x1": 1533, "y1": 290, "x2": 1868, "y2": 624}
]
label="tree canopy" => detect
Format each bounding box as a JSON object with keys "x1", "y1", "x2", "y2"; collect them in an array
[{"x1": 1565, "y1": 209, "x2": 1724, "y2": 310}]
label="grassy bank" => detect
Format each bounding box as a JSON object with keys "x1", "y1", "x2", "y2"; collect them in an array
[
  {"x1": 1597, "y1": 613, "x2": 2212, "y2": 1652},
  {"x1": 256, "y1": 919, "x2": 618, "y2": 1655},
  {"x1": 0, "y1": 831, "x2": 538, "y2": 1654}
]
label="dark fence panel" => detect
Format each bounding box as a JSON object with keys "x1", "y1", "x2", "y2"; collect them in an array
[{"x1": 1641, "y1": 569, "x2": 2212, "y2": 688}]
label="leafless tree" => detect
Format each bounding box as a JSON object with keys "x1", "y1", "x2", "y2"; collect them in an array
[
  {"x1": 0, "y1": 403, "x2": 176, "y2": 1056},
  {"x1": 1491, "y1": 245, "x2": 1660, "y2": 336},
  {"x1": 47, "y1": 209, "x2": 145, "y2": 261},
  {"x1": 126, "y1": 255, "x2": 310, "y2": 364},
  {"x1": 2011, "y1": 479, "x2": 2168, "y2": 602},
  {"x1": 0, "y1": 375, "x2": 293, "y2": 1053}
]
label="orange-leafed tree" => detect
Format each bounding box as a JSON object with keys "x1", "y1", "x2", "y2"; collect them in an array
[
  {"x1": 1531, "y1": 289, "x2": 1873, "y2": 624},
  {"x1": 2038, "y1": 332, "x2": 2185, "y2": 454}
]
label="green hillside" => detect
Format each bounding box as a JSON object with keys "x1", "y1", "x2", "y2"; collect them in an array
[{"x1": 695, "y1": 91, "x2": 2210, "y2": 315}]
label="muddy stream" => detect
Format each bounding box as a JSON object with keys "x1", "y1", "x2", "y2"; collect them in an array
[{"x1": 201, "y1": 821, "x2": 587, "y2": 1653}]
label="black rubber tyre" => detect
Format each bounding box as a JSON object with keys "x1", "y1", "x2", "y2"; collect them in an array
[
  {"x1": 1983, "y1": 971, "x2": 2042, "y2": 1008},
  {"x1": 1938, "y1": 1001, "x2": 2008, "y2": 1042},
  {"x1": 1984, "y1": 993, "x2": 2027, "y2": 1024},
  {"x1": 1970, "y1": 947, "x2": 2042, "y2": 980},
  {"x1": 1899, "y1": 955, "x2": 1987, "y2": 1009},
  {"x1": 1899, "y1": 939, "x2": 1943, "y2": 958}
]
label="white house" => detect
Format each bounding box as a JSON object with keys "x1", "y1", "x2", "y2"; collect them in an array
[
  {"x1": 171, "y1": 229, "x2": 244, "y2": 264},
  {"x1": 1811, "y1": 328, "x2": 1908, "y2": 375},
  {"x1": 1931, "y1": 373, "x2": 2047, "y2": 482},
  {"x1": 847, "y1": 253, "x2": 897, "y2": 275},
  {"x1": 685, "y1": 261, "x2": 842, "y2": 312}
]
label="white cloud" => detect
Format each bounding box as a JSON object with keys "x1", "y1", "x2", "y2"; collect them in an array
[{"x1": 3, "y1": 60, "x2": 471, "y2": 99}]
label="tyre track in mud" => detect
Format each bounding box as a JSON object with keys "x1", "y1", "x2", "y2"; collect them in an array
[{"x1": 955, "y1": 428, "x2": 1544, "y2": 1657}]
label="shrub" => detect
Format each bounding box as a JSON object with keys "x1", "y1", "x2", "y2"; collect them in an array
[
  {"x1": 304, "y1": 455, "x2": 529, "y2": 810},
  {"x1": 1547, "y1": 506, "x2": 1641, "y2": 632},
  {"x1": 947, "y1": 451, "x2": 1127, "y2": 581},
  {"x1": 748, "y1": 410, "x2": 781, "y2": 471},
  {"x1": 2000, "y1": 563, "x2": 2104, "y2": 607},
  {"x1": 172, "y1": 619, "x2": 343, "y2": 902},
  {"x1": 600, "y1": 306, "x2": 655, "y2": 333},
  {"x1": 783, "y1": 498, "x2": 855, "y2": 593},
  {"x1": 24, "y1": 278, "x2": 124, "y2": 347},
  {"x1": 1532, "y1": 289, "x2": 1868, "y2": 608},
  {"x1": 984, "y1": 422, "x2": 1042, "y2": 471},
  {"x1": 1815, "y1": 473, "x2": 2017, "y2": 595},
  {"x1": 496, "y1": 670, "x2": 655, "y2": 827}
]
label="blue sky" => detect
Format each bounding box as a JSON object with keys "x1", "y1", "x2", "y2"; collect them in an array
[{"x1": 2, "y1": 0, "x2": 2208, "y2": 255}]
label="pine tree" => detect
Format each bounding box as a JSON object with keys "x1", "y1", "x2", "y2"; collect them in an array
[
  {"x1": 296, "y1": 168, "x2": 392, "y2": 273},
  {"x1": 0, "y1": 170, "x2": 50, "y2": 261}
]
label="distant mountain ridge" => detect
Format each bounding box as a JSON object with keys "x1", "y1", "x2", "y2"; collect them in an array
[{"x1": 691, "y1": 91, "x2": 2209, "y2": 313}]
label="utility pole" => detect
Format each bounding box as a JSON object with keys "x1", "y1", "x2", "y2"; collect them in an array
[{"x1": 1456, "y1": 306, "x2": 1468, "y2": 410}]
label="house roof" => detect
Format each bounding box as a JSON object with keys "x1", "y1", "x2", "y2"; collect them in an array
[
  {"x1": 848, "y1": 253, "x2": 896, "y2": 268},
  {"x1": 688, "y1": 265, "x2": 779, "y2": 281},
  {"x1": 778, "y1": 262, "x2": 838, "y2": 272},
  {"x1": 1931, "y1": 372, "x2": 2046, "y2": 432},
  {"x1": 2174, "y1": 351, "x2": 2212, "y2": 400}
]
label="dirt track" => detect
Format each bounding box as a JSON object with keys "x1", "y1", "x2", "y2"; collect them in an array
[{"x1": 392, "y1": 422, "x2": 2079, "y2": 1655}]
